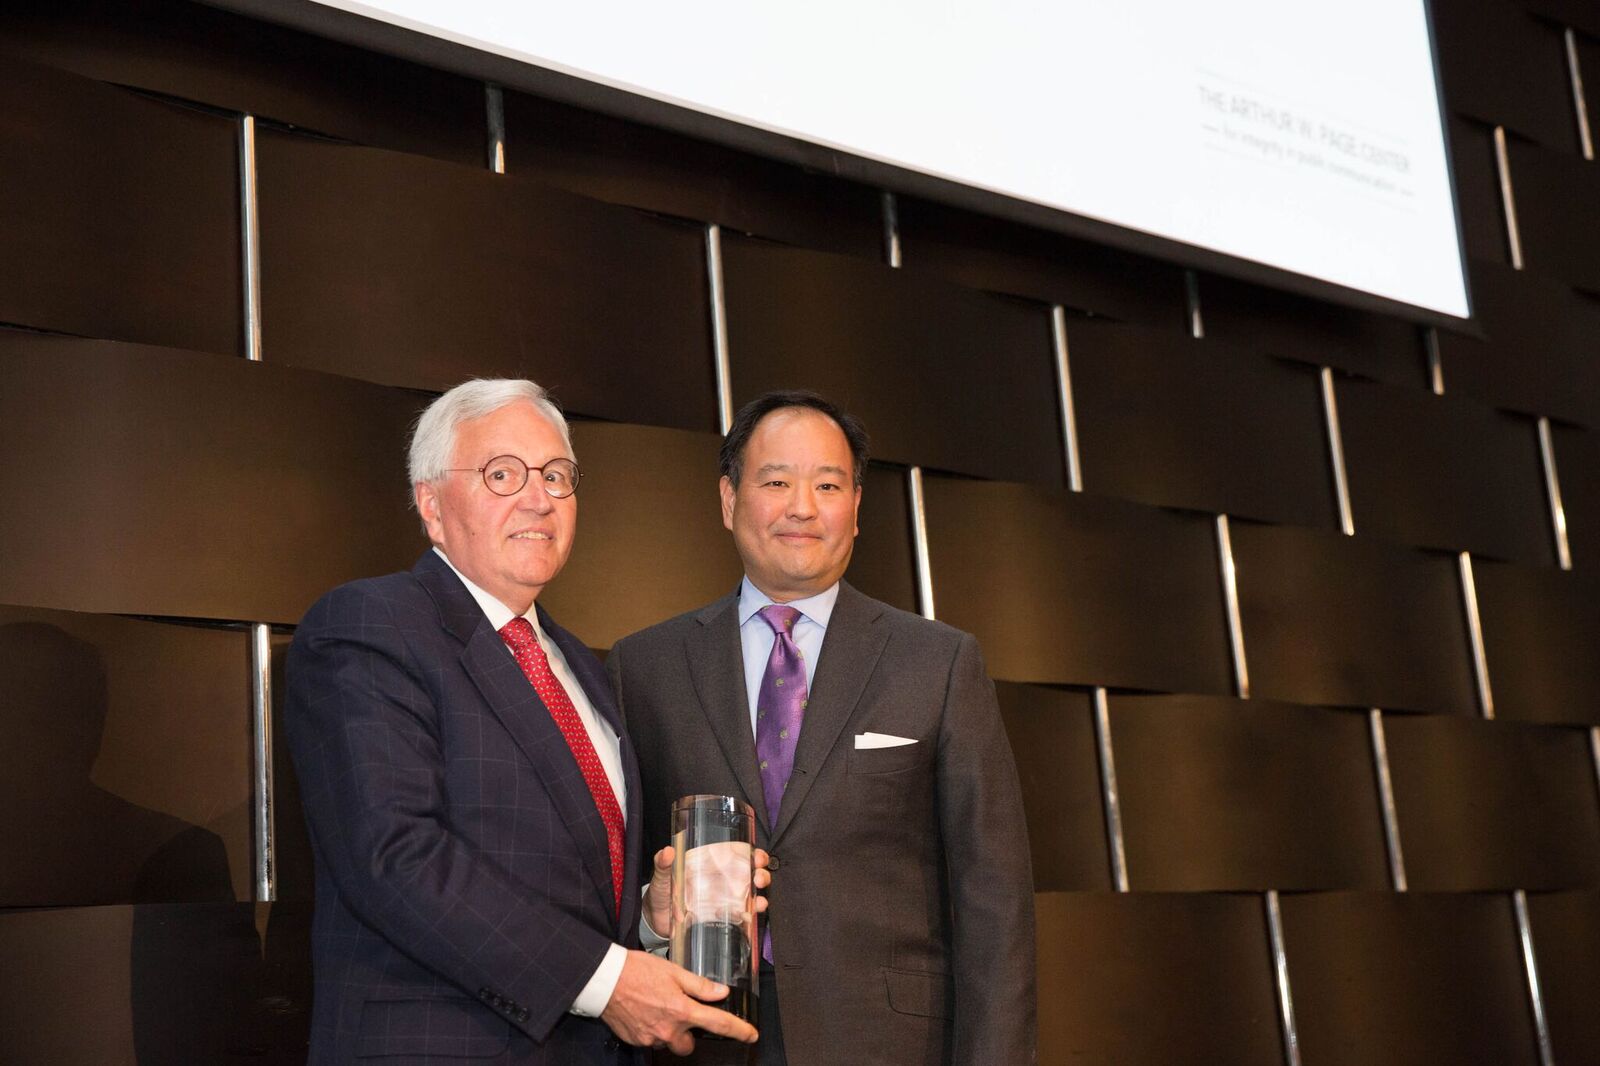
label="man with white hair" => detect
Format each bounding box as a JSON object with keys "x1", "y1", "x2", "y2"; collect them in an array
[{"x1": 285, "y1": 379, "x2": 759, "y2": 1064}]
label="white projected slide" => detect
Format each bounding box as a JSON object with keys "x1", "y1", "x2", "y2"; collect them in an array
[{"x1": 309, "y1": 0, "x2": 1470, "y2": 318}]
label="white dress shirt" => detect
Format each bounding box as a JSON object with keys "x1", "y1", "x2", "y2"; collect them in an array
[{"x1": 433, "y1": 548, "x2": 627, "y2": 1018}]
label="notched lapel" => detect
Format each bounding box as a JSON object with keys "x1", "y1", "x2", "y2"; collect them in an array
[
  {"x1": 774, "y1": 585, "x2": 890, "y2": 843},
  {"x1": 686, "y1": 597, "x2": 771, "y2": 833}
]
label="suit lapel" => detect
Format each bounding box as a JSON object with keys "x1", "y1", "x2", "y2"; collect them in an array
[
  {"x1": 540, "y1": 606, "x2": 642, "y2": 939},
  {"x1": 773, "y1": 582, "x2": 889, "y2": 844},
  {"x1": 414, "y1": 554, "x2": 618, "y2": 924},
  {"x1": 686, "y1": 593, "x2": 772, "y2": 833}
]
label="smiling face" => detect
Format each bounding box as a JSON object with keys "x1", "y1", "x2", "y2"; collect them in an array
[
  {"x1": 720, "y1": 407, "x2": 861, "y2": 603},
  {"x1": 414, "y1": 402, "x2": 576, "y2": 615}
]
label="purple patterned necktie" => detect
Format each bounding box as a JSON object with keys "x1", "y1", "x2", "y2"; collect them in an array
[
  {"x1": 755, "y1": 604, "x2": 809, "y2": 824},
  {"x1": 755, "y1": 604, "x2": 808, "y2": 964}
]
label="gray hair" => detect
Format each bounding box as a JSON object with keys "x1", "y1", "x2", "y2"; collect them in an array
[{"x1": 408, "y1": 379, "x2": 574, "y2": 498}]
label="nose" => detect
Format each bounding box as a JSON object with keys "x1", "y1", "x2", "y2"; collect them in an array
[
  {"x1": 786, "y1": 483, "x2": 817, "y2": 519},
  {"x1": 514, "y1": 479, "x2": 555, "y2": 512}
]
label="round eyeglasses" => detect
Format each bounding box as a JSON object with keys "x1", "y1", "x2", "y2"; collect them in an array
[{"x1": 446, "y1": 455, "x2": 582, "y2": 498}]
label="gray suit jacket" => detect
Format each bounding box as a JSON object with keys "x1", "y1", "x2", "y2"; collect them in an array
[{"x1": 607, "y1": 582, "x2": 1035, "y2": 1066}]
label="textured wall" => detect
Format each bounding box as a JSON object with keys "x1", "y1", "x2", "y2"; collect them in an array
[{"x1": 1, "y1": 1, "x2": 1598, "y2": 1063}]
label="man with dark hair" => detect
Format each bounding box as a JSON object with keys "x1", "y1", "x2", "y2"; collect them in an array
[
  {"x1": 285, "y1": 379, "x2": 762, "y2": 1064},
  {"x1": 609, "y1": 390, "x2": 1036, "y2": 1065}
]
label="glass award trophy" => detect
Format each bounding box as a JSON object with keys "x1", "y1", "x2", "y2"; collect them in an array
[{"x1": 668, "y1": 794, "x2": 757, "y2": 1027}]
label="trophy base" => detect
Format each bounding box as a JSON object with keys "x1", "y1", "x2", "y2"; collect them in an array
[{"x1": 696, "y1": 984, "x2": 758, "y2": 1037}]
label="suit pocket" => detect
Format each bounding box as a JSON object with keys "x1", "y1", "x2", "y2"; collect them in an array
[
  {"x1": 883, "y1": 967, "x2": 953, "y2": 1019},
  {"x1": 846, "y1": 741, "x2": 927, "y2": 775},
  {"x1": 356, "y1": 995, "x2": 512, "y2": 1058}
]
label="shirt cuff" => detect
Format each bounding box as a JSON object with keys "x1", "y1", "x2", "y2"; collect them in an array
[
  {"x1": 570, "y1": 943, "x2": 628, "y2": 1018},
  {"x1": 639, "y1": 899, "x2": 670, "y2": 952}
]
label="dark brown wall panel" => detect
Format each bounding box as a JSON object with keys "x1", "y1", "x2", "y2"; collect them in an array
[
  {"x1": 922, "y1": 477, "x2": 1234, "y2": 694},
  {"x1": 0, "y1": 606, "x2": 248, "y2": 906},
  {"x1": 1384, "y1": 714, "x2": 1600, "y2": 890},
  {"x1": 0, "y1": 902, "x2": 311, "y2": 1064},
  {"x1": 257, "y1": 130, "x2": 717, "y2": 432},
  {"x1": 538, "y1": 423, "x2": 742, "y2": 650},
  {"x1": 0, "y1": 56, "x2": 240, "y2": 354},
  {"x1": 1338, "y1": 380, "x2": 1552, "y2": 564},
  {"x1": 1195, "y1": 272, "x2": 1427, "y2": 387},
  {"x1": 503, "y1": 90, "x2": 882, "y2": 259},
  {"x1": 1554, "y1": 423, "x2": 1600, "y2": 574},
  {"x1": 722, "y1": 234, "x2": 1065, "y2": 488},
  {"x1": 1437, "y1": 259, "x2": 1600, "y2": 428},
  {"x1": 1231, "y1": 522, "x2": 1477, "y2": 714},
  {"x1": 1450, "y1": 116, "x2": 1514, "y2": 268},
  {"x1": 0, "y1": 332, "x2": 427, "y2": 623},
  {"x1": 0, "y1": 0, "x2": 484, "y2": 164},
  {"x1": 1527, "y1": 891, "x2": 1600, "y2": 1066},
  {"x1": 1035, "y1": 892, "x2": 1283, "y2": 1066},
  {"x1": 994, "y1": 684, "x2": 1110, "y2": 891},
  {"x1": 1474, "y1": 561, "x2": 1600, "y2": 724},
  {"x1": 1110, "y1": 695, "x2": 1389, "y2": 891},
  {"x1": 1433, "y1": 0, "x2": 1579, "y2": 151},
  {"x1": 894, "y1": 197, "x2": 1188, "y2": 329},
  {"x1": 1508, "y1": 137, "x2": 1600, "y2": 291},
  {"x1": 1521, "y1": 0, "x2": 1600, "y2": 39},
  {"x1": 1067, "y1": 319, "x2": 1337, "y2": 527},
  {"x1": 848, "y1": 463, "x2": 918, "y2": 615},
  {"x1": 1281, "y1": 893, "x2": 1540, "y2": 1066}
]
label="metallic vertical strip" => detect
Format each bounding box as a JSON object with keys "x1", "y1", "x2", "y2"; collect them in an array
[
  {"x1": 1215, "y1": 514, "x2": 1251, "y2": 700},
  {"x1": 907, "y1": 466, "x2": 936, "y2": 621},
  {"x1": 1050, "y1": 306, "x2": 1084, "y2": 492},
  {"x1": 1567, "y1": 28, "x2": 1595, "y2": 161},
  {"x1": 1494, "y1": 126, "x2": 1526, "y2": 270},
  {"x1": 705, "y1": 224, "x2": 733, "y2": 434},
  {"x1": 1368, "y1": 709, "x2": 1408, "y2": 891},
  {"x1": 1459, "y1": 552, "x2": 1495, "y2": 719},
  {"x1": 1425, "y1": 327, "x2": 1445, "y2": 396},
  {"x1": 484, "y1": 83, "x2": 506, "y2": 173},
  {"x1": 238, "y1": 114, "x2": 262, "y2": 362},
  {"x1": 1591, "y1": 727, "x2": 1600, "y2": 810},
  {"x1": 1537, "y1": 417, "x2": 1574, "y2": 570},
  {"x1": 251, "y1": 623, "x2": 276, "y2": 902},
  {"x1": 881, "y1": 191, "x2": 902, "y2": 267},
  {"x1": 1184, "y1": 269, "x2": 1204, "y2": 338},
  {"x1": 1514, "y1": 890, "x2": 1557, "y2": 1066},
  {"x1": 1092, "y1": 688, "x2": 1130, "y2": 892},
  {"x1": 1320, "y1": 368, "x2": 1355, "y2": 536},
  {"x1": 1265, "y1": 891, "x2": 1303, "y2": 1066}
]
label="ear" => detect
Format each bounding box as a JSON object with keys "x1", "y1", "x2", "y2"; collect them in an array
[
  {"x1": 415, "y1": 481, "x2": 445, "y2": 545},
  {"x1": 851, "y1": 483, "x2": 863, "y2": 537},
  {"x1": 719, "y1": 475, "x2": 737, "y2": 532}
]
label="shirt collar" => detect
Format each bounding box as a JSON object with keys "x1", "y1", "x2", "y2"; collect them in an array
[
  {"x1": 737, "y1": 575, "x2": 840, "y2": 630},
  {"x1": 433, "y1": 547, "x2": 545, "y2": 642}
]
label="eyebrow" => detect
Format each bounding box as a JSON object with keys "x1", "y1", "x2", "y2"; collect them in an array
[{"x1": 751, "y1": 462, "x2": 850, "y2": 478}]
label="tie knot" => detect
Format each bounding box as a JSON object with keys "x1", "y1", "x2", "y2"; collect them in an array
[
  {"x1": 759, "y1": 604, "x2": 802, "y2": 635},
  {"x1": 499, "y1": 616, "x2": 538, "y2": 653}
]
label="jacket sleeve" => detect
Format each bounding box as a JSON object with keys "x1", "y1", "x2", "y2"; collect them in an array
[
  {"x1": 283, "y1": 584, "x2": 616, "y2": 1042},
  {"x1": 936, "y1": 632, "x2": 1038, "y2": 1065}
]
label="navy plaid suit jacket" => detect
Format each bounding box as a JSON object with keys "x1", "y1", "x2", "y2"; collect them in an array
[{"x1": 285, "y1": 551, "x2": 646, "y2": 1065}]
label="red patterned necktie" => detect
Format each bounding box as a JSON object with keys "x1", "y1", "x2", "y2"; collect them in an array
[{"x1": 499, "y1": 617, "x2": 624, "y2": 918}]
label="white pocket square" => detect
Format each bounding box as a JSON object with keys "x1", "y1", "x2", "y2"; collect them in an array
[{"x1": 854, "y1": 732, "x2": 917, "y2": 749}]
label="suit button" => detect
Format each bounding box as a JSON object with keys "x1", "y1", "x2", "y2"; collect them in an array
[
  {"x1": 516, "y1": 1007, "x2": 529, "y2": 1022},
  {"x1": 477, "y1": 987, "x2": 492, "y2": 1001},
  {"x1": 604, "y1": 1036, "x2": 621, "y2": 1051},
  {"x1": 767, "y1": 856, "x2": 781, "y2": 872}
]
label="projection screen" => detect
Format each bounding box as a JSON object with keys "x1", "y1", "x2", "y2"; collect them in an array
[{"x1": 220, "y1": 0, "x2": 1472, "y2": 322}]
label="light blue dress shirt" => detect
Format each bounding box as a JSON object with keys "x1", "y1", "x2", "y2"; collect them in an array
[{"x1": 737, "y1": 576, "x2": 839, "y2": 732}]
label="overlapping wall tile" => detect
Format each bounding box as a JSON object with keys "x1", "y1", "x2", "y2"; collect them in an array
[{"x1": 256, "y1": 129, "x2": 718, "y2": 431}]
